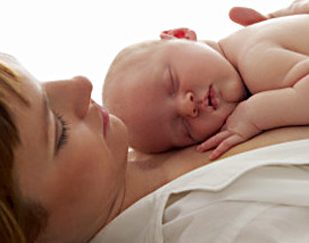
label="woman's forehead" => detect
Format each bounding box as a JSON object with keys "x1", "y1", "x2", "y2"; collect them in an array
[
  {"x1": 0, "y1": 53, "x2": 41, "y2": 88},
  {"x1": 0, "y1": 53, "x2": 22, "y2": 74},
  {"x1": 0, "y1": 52, "x2": 34, "y2": 78},
  {"x1": 0, "y1": 52, "x2": 18, "y2": 62}
]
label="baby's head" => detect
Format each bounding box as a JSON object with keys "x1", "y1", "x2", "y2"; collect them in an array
[{"x1": 103, "y1": 39, "x2": 247, "y2": 153}]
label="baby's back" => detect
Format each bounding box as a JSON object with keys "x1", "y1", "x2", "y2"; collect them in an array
[{"x1": 220, "y1": 15, "x2": 309, "y2": 93}]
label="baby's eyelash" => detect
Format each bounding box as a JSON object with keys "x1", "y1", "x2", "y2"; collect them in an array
[{"x1": 55, "y1": 112, "x2": 70, "y2": 151}]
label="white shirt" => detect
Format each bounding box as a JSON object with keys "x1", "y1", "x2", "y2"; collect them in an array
[{"x1": 91, "y1": 139, "x2": 309, "y2": 243}]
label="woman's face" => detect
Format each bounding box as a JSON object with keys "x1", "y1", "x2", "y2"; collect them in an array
[{"x1": 7, "y1": 56, "x2": 128, "y2": 241}]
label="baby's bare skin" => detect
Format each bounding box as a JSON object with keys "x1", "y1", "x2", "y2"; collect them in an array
[
  {"x1": 197, "y1": 15, "x2": 309, "y2": 159},
  {"x1": 103, "y1": 15, "x2": 309, "y2": 159}
]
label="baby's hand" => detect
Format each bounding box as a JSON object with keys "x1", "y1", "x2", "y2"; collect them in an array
[{"x1": 196, "y1": 102, "x2": 261, "y2": 160}]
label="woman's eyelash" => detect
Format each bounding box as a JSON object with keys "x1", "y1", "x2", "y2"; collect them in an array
[{"x1": 55, "y1": 112, "x2": 70, "y2": 151}]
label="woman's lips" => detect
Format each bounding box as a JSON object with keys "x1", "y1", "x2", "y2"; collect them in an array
[{"x1": 99, "y1": 106, "x2": 110, "y2": 137}]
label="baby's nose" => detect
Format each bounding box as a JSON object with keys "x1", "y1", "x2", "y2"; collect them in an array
[{"x1": 180, "y1": 92, "x2": 198, "y2": 118}]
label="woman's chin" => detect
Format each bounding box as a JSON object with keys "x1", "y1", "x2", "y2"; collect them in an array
[{"x1": 108, "y1": 114, "x2": 129, "y2": 162}]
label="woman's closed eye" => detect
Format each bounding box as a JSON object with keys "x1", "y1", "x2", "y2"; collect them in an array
[{"x1": 54, "y1": 112, "x2": 70, "y2": 153}]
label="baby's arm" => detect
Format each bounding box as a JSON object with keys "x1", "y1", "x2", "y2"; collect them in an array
[
  {"x1": 198, "y1": 59, "x2": 309, "y2": 160},
  {"x1": 196, "y1": 101, "x2": 261, "y2": 160}
]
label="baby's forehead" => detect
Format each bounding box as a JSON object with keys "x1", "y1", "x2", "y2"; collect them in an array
[
  {"x1": 124, "y1": 41, "x2": 163, "y2": 61},
  {"x1": 116, "y1": 39, "x2": 194, "y2": 69},
  {"x1": 105, "y1": 39, "x2": 191, "y2": 91}
]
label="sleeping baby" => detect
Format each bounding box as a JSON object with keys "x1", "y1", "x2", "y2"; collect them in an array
[{"x1": 103, "y1": 14, "x2": 309, "y2": 160}]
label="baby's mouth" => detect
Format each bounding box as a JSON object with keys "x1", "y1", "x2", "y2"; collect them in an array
[
  {"x1": 208, "y1": 89, "x2": 213, "y2": 107},
  {"x1": 208, "y1": 85, "x2": 217, "y2": 110}
]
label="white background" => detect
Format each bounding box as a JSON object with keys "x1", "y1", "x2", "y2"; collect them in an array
[{"x1": 1, "y1": 0, "x2": 291, "y2": 104}]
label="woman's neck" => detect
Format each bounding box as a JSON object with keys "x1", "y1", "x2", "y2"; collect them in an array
[
  {"x1": 106, "y1": 146, "x2": 215, "y2": 225},
  {"x1": 120, "y1": 147, "x2": 214, "y2": 213},
  {"x1": 120, "y1": 154, "x2": 171, "y2": 212},
  {"x1": 104, "y1": 150, "x2": 176, "y2": 227}
]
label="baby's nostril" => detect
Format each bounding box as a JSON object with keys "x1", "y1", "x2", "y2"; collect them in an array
[{"x1": 193, "y1": 107, "x2": 199, "y2": 116}]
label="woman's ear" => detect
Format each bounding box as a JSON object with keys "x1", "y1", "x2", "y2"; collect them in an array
[{"x1": 160, "y1": 28, "x2": 197, "y2": 41}]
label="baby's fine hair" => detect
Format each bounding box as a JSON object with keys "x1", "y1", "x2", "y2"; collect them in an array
[{"x1": 104, "y1": 40, "x2": 164, "y2": 84}]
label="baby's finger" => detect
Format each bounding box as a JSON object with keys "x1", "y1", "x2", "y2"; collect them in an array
[
  {"x1": 196, "y1": 130, "x2": 231, "y2": 152},
  {"x1": 209, "y1": 135, "x2": 243, "y2": 160}
]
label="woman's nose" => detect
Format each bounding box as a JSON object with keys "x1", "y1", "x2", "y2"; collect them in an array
[
  {"x1": 71, "y1": 76, "x2": 93, "y2": 118},
  {"x1": 44, "y1": 76, "x2": 93, "y2": 118},
  {"x1": 177, "y1": 91, "x2": 198, "y2": 118}
]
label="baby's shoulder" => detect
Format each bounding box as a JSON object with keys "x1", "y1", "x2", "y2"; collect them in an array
[
  {"x1": 223, "y1": 15, "x2": 309, "y2": 59},
  {"x1": 220, "y1": 15, "x2": 309, "y2": 93}
]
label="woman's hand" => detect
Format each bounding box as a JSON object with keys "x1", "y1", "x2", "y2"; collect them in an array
[{"x1": 229, "y1": 0, "x2": 309, "y2": 26}]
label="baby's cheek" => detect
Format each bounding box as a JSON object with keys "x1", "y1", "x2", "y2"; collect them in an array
[{"x1": 193, "y1": 117, "x2": 224, "y2": 141}]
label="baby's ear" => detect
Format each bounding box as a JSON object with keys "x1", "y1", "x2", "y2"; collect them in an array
[{"x1": 160, "y1": 28, "x2": 197, "y2": 41}]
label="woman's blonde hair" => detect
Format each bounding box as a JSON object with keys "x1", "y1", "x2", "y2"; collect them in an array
[{"x1": 0, "y1": 58, "x2": 48, "y2": 242}]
